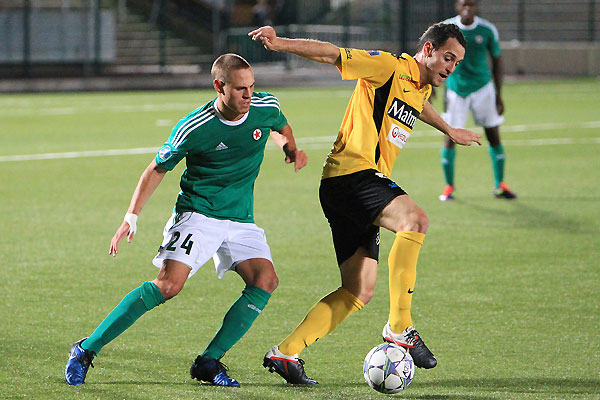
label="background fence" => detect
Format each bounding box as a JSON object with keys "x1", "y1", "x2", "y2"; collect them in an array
[{"x1": 1, "y1": 0, "x2": 599, "y2": 78}]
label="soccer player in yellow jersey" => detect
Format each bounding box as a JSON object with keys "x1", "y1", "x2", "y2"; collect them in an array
[{"x1": 249, "y1": 23, "x2": 482, "y2": 384}]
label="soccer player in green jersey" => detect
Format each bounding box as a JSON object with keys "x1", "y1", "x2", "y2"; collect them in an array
[
  {"x1": 439, "y1": 0, "x2": 517, "y2": 200},
  {"x1": 64, "y1": 53, "x2": 307, "y2": 387}
]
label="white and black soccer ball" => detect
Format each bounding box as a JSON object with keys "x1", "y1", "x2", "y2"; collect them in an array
[{"x1": 363, "y1": 342, "x2": 415, "y2": 394}]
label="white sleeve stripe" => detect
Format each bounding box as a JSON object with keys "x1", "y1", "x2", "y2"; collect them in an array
[
  {"x1": 172, "y1": 113, "x2": 215, "y2": 148},
  {"x1": 251, "y1": 103, "x2": 281, "y2": 111},
  {"x1": 251, "y1": 100, "x2": 279, "y2": 105},
  {"x1": 252, "y1": 95, "x2": 279, "y2": 104},
  {"x1": 252, "y1": 97, "x2": 278, "y2": 102},
  {"x1": 478, "y1": 18, "x2": 500, "y2": 41},
  {"x1": 171, "y1": 109, "x2": 213, "y2": 145},
  {"x1": 251, "y1": 94, "x2": 277, "y2": 100},
  {"x1": 171, "y1": 110, "x2": 215, "y2": 148}
]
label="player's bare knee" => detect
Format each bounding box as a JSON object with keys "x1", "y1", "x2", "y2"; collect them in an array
[
  {"x1": 153, "y1": 279, "x2": 184, "y2": 300},
  {"x1": 342, "y1": 281, "x2": 375, "y2": 304},
  {"x1": 258, "y1": 272, "x2": 279, "y2": 293},
  {"x1": 252, "y1": 268, "x2": 279, "y2": 293},
  {"x1": 358, "y1": 287, "x2": 375, "y2": 304},
  {"x1": 414, "y1": 210, "x2": 429, "y2": 233},
  {"x1": 395, "y1": 209, "x2": 428, "y2": 233}
]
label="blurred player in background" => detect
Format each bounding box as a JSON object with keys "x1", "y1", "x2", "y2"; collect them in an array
[
  {"x1": 250, "y1": 23, "x2": 481, "y2": 384},
  {"x1": 439, "y1": 0, "x2": 517, "y2": 201},
  {"x1": 64, "y1": 53, "x2": 307, "y2": 387}
]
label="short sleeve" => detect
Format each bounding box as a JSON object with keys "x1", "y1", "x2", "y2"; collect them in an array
[
  {"x1": 272, "y1": 110, "x2": 288, "y2": 132},
  {"x1": 254, "y1": 92, "x2": 288, "y2": 132},
  {"x1": 155, "y1": 119, "x2": 192, "y2": 171},
  {"x1": 488, "y1": 26, "x2": 501, "y2": 58},
  {"x1": 338, "y1": 48, "x2": 397, "y2": 87}
]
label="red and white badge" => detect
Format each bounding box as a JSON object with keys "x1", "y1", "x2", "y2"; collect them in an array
[
  {"x1": 387, "y1": 123, "x2": 411, "y2": 149},
  {"x1": 253, "y1": 129, "x2": 262, "y2": 140}
]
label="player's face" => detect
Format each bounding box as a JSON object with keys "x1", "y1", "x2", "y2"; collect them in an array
[
  {"x1": 423, "y1": 37, "x2": 465, "y2": 87},
  {"x1": 219, "y1": 67, "x2": 255, "y2": 119},
  {"x1": 456, "y1": 0, "x2": 478, "y2": 25}
]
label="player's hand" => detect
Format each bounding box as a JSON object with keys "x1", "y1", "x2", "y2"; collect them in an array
[
  {"x1": 285, "y1": 148, "x2": 308, "y2": 172},
  {"x1": 109, "y1": 219, "x2": 136, "y2": 257},
  {"x1": 448, "y1": 128, "x2": 482, "y2": 146},
  {"x1": 496, "y1": 94, "x2": 505, "y2": 115},
  {"x1": 248, "y1": 26, "x2": 278, "y2": 51}
]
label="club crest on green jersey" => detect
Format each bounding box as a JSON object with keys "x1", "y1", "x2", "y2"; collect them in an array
[{"x1": 253, "y1": 129, "x2": 262, "y2": 140}]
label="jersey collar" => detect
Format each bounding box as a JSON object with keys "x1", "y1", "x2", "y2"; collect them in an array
[
  {"x1": 213, "y1": 100, "x2": 249, "y2": 126},
  {"x1": 401, "y1": 53, "x2": 427, "y2": 91}
]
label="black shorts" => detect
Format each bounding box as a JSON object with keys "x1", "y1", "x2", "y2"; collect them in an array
[{"x1": 319, "y1": 169, "x2": 407, "y2": 265}]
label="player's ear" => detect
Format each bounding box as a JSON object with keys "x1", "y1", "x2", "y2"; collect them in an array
[
  {"x1": 423, "y1": 41, "x2": 434, "y2": 57},
  {"x1": 214, "y1": 79, "x2": 225, "y2": 94}
]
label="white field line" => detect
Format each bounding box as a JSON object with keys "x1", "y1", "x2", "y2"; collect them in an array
[
  {"x1": 0, "y1": 147, "x2": 158, "y2": 162},
  {"x1": 2, "y1": 123, "x2": 599, "y2": 163}
]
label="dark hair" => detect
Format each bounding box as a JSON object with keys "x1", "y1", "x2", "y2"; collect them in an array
[
  {"x1": 211, "y1": 53, "x2": 252, "y2": 83},
  {"x1": 417, "y1": 23, "x2": 466, "y2": 51}
]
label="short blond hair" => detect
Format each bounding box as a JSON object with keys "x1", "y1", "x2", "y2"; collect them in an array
[{"x1": 211, "y1": 53, "x2": 252, "y2": 83}]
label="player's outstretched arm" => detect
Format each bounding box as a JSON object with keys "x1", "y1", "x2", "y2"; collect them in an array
[
  {"x1": 109, "y1": 160, "x2": 167, "y2": 257},
  {"x1": 272, "y1": 123, "x2": 307, "y2": 172},
  {"x1": 249, "y1": 26, "x2": 341, "y2": 67},
  {"x1": 419, "y1": 102, "x2": 482, "y2": 146}
]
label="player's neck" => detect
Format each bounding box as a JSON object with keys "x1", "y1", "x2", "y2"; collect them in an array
[
  {"x1": 216, "y1": 98, "x2": 245, "y2": 121},
  {"x1": 459, "y1": 15, "x2": 476, "y2": 26},
  {"x1": 413, "y1": 55, "x2": 428, "y2": 88}
]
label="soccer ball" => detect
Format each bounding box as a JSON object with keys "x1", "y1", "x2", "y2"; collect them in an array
[{"x1": 363, "y1": 343, "x2": 415, "y2": 394}]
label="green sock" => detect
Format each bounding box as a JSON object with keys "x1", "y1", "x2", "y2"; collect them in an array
[
  {"x1": 201, "y1": 285, "x2": 271, "y2": 360},
  {"x1": 441, "y1": 147, "x2": 456, "y2": 186},
  {"x1": 489, "y1": 144, "x2": 506, "y2": 188},
  {"x1": 81, "y1": 281, "x2": 165, "y2": 355}
]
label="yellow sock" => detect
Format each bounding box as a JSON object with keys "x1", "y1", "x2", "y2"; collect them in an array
[
  {"x1": 278, "y1": 287, "x2": 364, "y2": 356},
  {"x1": 388, "y1": 231, "x2": 425, "y2": 333}
]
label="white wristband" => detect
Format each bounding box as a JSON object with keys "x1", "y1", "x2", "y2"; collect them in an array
[{"x1": 124, "y1": 213, "x2": 138, "y2": 235}]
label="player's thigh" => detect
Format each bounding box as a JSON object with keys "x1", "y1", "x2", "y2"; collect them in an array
[
  {"x1": 471, "y1": 82, "x2": 504, "y2": 128},
  {"x1": 374, "y1": 194, "x2": 428, "y2": 233},
  {"x1": 152, "y1": 212, "x2": 227, "y2": 278},
  {"x1": 320, "y1": 170, "x2": 405, "y2": 265},
  {"x1": 214, "y1": 221, "x2": 273, "y2": 280},
  {"x1": 442, "y1": 89, "x2": 469, "y2": 129}
]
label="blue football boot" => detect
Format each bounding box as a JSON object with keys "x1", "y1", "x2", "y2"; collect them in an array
[
  {"x1": 190, "y1": 356, "x2": 240, "y2": 387},
  {"x1": 65, "y1": 338, "x2": 95, "y2": 385}
]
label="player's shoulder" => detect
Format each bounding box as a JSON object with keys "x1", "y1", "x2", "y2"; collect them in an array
[
  {"x1": 251, "y1": 92, "x2": 281, "y2": 111},
  {"x1": 361, "y1": 49, "x2": 397, "y2": 60},
  {"x1": 442, "y1": 16, "x2": 460, "y2": 25},
  {"x1": 171, "y1": 100, "x2": 217, "y2": 137},
  {"x1": 475, "y1": 17, "x2": 500, "y2": 39},
  {"x1": 180, "y1": 100, "x2": 215, "y2": 122}
]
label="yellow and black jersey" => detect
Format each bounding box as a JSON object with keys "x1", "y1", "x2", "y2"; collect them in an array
[{"x1": 322, "y1": 48, "x2": 432, "y2": 179}]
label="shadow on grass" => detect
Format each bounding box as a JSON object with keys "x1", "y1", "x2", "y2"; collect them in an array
[
  {"x1": 457, "y1": 198, "x2": 597, "y2": 234},
  {"x1": 417, "y1": 377, "x2": 600, "y2": 395}
]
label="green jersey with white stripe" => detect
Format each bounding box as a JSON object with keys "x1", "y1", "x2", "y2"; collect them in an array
[
  {"x1": 155, "y1": 92, "x2": 288, "y2": 223},
  {"x1": 444, "y1": 16, "x2": 501, "y2": 97}
]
